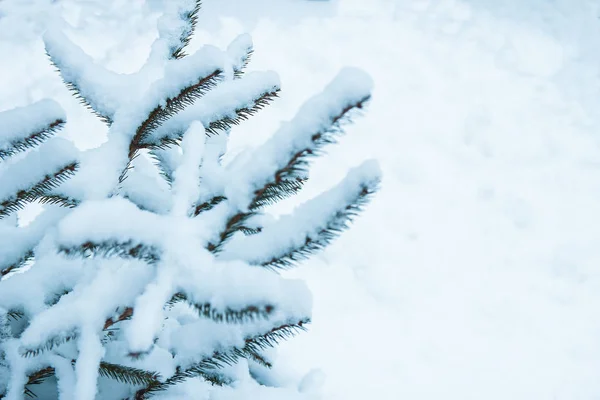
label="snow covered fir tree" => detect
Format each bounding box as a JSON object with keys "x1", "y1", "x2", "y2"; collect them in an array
[{"x1": 0, "y1": 1, "x2": 380, "y2": 399}]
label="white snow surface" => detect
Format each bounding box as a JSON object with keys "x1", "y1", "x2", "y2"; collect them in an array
[{"x1": 2, "y1": 0, "x2": 600, "y2": 399}]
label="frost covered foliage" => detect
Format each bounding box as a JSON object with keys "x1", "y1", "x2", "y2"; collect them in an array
[{"x1": 0, "y1": 1, "x2": 379, "y2": 399}]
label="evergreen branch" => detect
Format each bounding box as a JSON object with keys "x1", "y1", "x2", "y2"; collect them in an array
[
  {"x1": 0, "y1": 250, "x2": 34, "y2": 280},
  {"x1": 128, "y1": 69, "x2": 223, "y2": 160},
  {"x1": 98, "y1": 362, "x2": 161, "y2": 387},
  {"x1": 21, "y1": 306, "x2": 134, "y2": 358},
  {"x1": 0, "y1": 119, "x2": 65, "y2": 161},
  {"x1": 142, "y1": 90, "x2": 279, "y2": 150},
  {"x1": 170, "y1": 0, "x2": 202, "y2": 60},
  {"x1": 59, "y1": 240, "x2": 161, "y2": 264},
  {"x1": 204, "y1": 90, "x2": 279, "y2": 136},
  {"x1": 160, "y1": 364, "x2": 230, "y2": 387},
  {"x1": 169, "y1": 292, "x2": 275, "y2": 323},
  {"x1": 233, "y1": 49, "x2": 253, "y2": 79},
  {"x1": 46, "y1": 290, "x2": 71, "y2": 308},
  {"x1": 26, "y1": 367, "x2": 54, "y2": 386},
  {"x1": 17, "y1": 362, "x2": 158, "y2": 398},
  {"x1": 143, "y1": 138, "x2": 181, "y2": 153},
  {"x1": 122, "y1": 69, "x2": 223, "y2": 184},
  {"x1": 249, "y1": 95, "x2": 371, "y2": 213},
  {"x1": 137, "y1": 320, "x2": 308, "y2": 398},
  {"x1": 117, "y1": 153, "x2": 138, "y2": 185},
  {"x1": 20, "y1": 366, "x2": 56, "y2": 398},
  {"x1": 134, "y1": 370, "x2": 229, "y2": 399},
  {"x1": 47, "y1": 55, "x2": 112, "y2": 125},
  {"x1": 7, "y1": 310, "x2": 24, "y2": 321},
  {"x1": 245, "y1": 319, "x2": 309, "y2": 350},
  {"x1": 37, "y1": 194, "x2": 80, "y2": 208},
  {"x1": 21, "y1": 330, "x2": 77, "y2": 357},
  {"x1": 249, "y1": 178, "x2": 306, "y2": 210},
  {"x1": 192, "y1": 195, "x2": 226, "y2": 216},
  {"x1": 147, "y1": 147, "x2": 180, "y2": 187},
  {"x1": 0, "y1": 162, "x2": 78, "y2": 219},
  {"x1": 243, "y1": 348, "x2": 272, "y2": 369},
  {"x1": 103, "y1": 307, "x2": 134, "y2": 330},
  {"x1": 207, "y1": 211, "x2": 254, "y2": 253},
  {"x1": 260, "y1": 180, "x2": 379, "y2": 269},
  {"x1": 240, "y1": 226, "x2": 262, "y2": 235}
]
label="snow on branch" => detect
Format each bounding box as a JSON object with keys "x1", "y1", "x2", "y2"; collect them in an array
[
  {"x1": 193, "y1": 195, "x2": 226, "y2": 217},
  {"x1": 118, "y1": 153, "x2": 172, "y2": 214},
  {"x1": 176, "y1": 261, "x2": 312, "y2": 317},
  {"x1": 3, "y1": 365, "x2": 56, "y2": 398},
  {"x1": 222, "y1": 160, "x2": 381, "y2": 268},
  {"x1": 171, "y1": 121, "x2": 205, "y2": 217},
  {"x1": 204, "y1": 90, "x2": 279, "y2": 137},
  {"x1": 59, "y1": 240, "x2": 161, "y2": 265},
  {"x1": 18, "y1": 258, "x2": 153, "y2": 359},
  {"x1": 55, "y1": 197, "x2": 169, "y2": 251},
  {"x1": 73, "y1": 327, "x2": 104, "y2": 400},
  {"x1": 0, "y1": 207, "x2": 68, "y2": 280},
  {"x1": 21, "y1": 330, "x2": 77, "y2": 359},
  {"x1": 0, "y1": 0, "x2": 379, "y2": 395},
  {"x1": 227, "y1": 67, "x2": 373, "y2": 211},
  {"x1": 0, "y1": 100, "x2": 66, "y2": 161},
  {"x1": 124, "y1": 265, "x2": 176, "y2": 355},
  {"x1": 157, "y1": 0, "x2": 202, "y2": 60},
  {"x1": 136, "y1": 319, "x2": 309, "y2": 398},
  {"x1": 227, "y1": 34, "x2": 254, "y2": 79},
  {"x1": 128, "y1": 60, "x2": 224, "y2": 159},
  {"x1": 97, "y1": 360, "x2": 161, "y2": 387},
  {"x1": 142, "y1": 71, "x2": 280, "y2": 148},
  {"x1": 147, "y1": 146, "x2": 181, "y2": 187},
  {"x1": 44, "y1": 29, "x2": 124, "y2": 124},
  {"x1": 37, "y1": 194, "x2": 80, "y2": 209},
  {"x1": 205, "y1": 212, "x2": 262, "y2": 257},
  {"x1": 20, "y1": 360, "x2": 163, "y2": 395},
  {"x1": 0, "y1": 249, "x2": 32, "y2": 281},
  {"x1": 169, "y1": 293, "x2": 275, "y2": 324},
  {"x1": 122, "y1": 255, "x2": 312, "y2": 355},
  {"x1": 0, "y1": 254, "x2": 84, "y2": 319},
  {"x1": 206, "y1": 68, "x2": 374, "y2": 254},
  {"x1": 0, "y1": 138, "x2": 78, "y2": 219}
]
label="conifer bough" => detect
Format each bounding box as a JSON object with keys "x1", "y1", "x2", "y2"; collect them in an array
[{"x1": 0, "y1": 1, "x2": 380, "y2": 399}]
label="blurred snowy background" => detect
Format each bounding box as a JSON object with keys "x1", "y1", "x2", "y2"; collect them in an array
[{"x1": 2, "y1": 0, "x2": 600, "y2": 398}]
